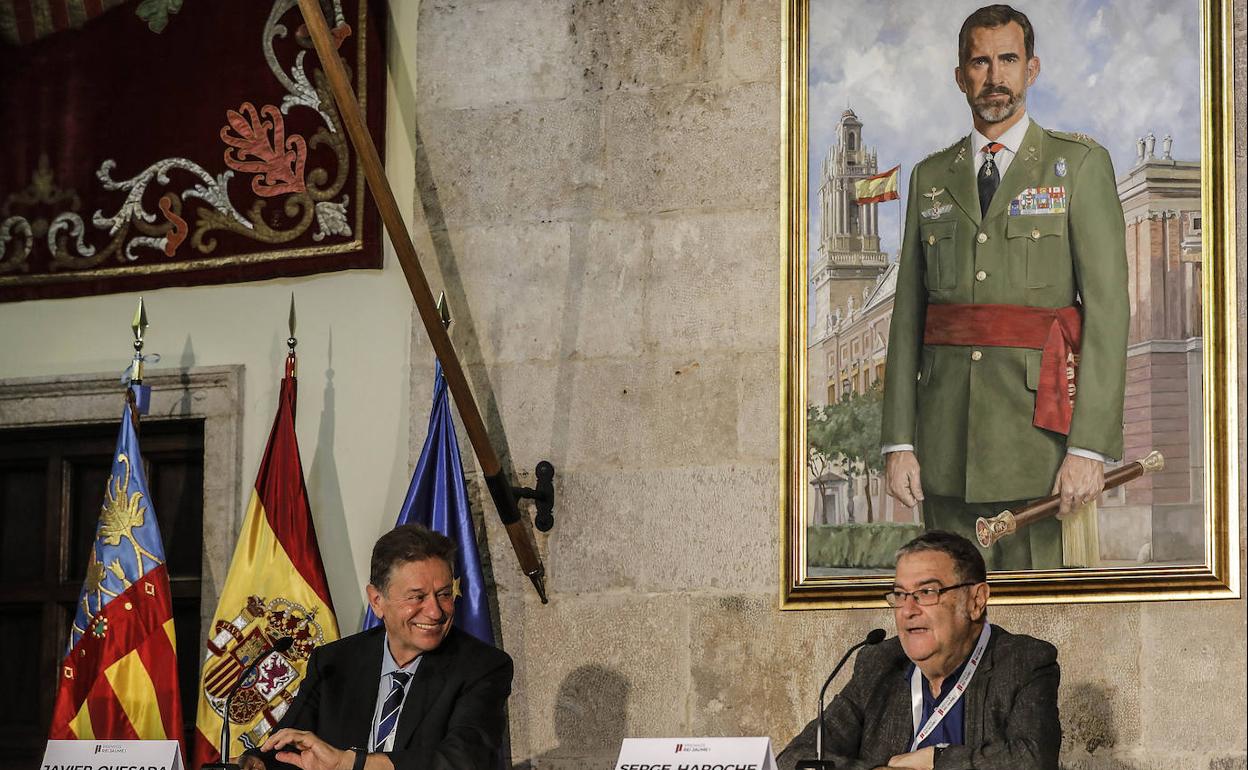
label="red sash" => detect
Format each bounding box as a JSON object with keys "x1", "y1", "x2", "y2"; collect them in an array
[{"x1": 923, "y1": 303, "x2": 1082, "y2": 435}]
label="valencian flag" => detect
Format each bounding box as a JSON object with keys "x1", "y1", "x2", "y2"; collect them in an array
[
  {"x1": 192, "y1": 352, "x2": 340, "y2": 768},
  {"x1": 50, "y1": 388, "x2": 184, "y2": 744},
  {"x1": 363, "y1": 360, "x2": 495, "y2": 645},
  {"x1": 854, "y1": 164, "x2": 901, "y2": 204}
]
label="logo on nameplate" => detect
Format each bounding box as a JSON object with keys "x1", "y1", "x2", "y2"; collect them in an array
[
  {"x1": 616, "y1": 737, "x2": 776, "y2": 770},
  {"x1": 44, "y1": 740, "x2": 183, "y2": 770}
]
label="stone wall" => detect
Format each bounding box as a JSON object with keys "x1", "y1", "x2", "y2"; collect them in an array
[{"x1": 399, "y1": 1, "x2": 1248, "y2": 769}]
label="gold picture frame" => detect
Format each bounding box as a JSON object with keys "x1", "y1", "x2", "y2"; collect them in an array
[{"x1": 780, "y1": 0, "x2": 1239, "y2": 608}]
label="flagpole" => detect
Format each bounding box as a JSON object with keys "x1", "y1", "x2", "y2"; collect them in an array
[
  {"x1": 296, "y1": 0, "x2": 547, "y2": 602},
  {"x1": 50, "y1": 299, "x2": 183, "y2": 744}
]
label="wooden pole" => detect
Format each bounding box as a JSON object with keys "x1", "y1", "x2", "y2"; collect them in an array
[{"x1": 296, "y1": 0, "x2": 546, "y2": 602}]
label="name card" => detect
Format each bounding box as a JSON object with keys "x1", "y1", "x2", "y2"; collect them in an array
[
  {"x1": 615, "y1": 737, "x2": 776, "y2": 770},
  {"x1": 42, "y1": 740, "x2": 184, "y2": 770}
]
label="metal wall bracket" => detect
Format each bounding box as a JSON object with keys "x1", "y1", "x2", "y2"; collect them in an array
[{"x1": 513, "y1": 460, "x2": 556, "y2": 532}]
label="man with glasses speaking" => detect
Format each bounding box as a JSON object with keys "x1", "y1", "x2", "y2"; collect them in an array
[{"x1": 777, "y1": 531, "x2": 1060, "y2": 770}]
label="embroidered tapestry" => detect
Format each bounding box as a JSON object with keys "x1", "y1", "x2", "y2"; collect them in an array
[{"x1": 0, "y1": 0, "x2": 384, "y2": 302}]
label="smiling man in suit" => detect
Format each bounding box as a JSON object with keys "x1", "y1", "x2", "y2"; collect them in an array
[
  {"x1": 777, "y1": 531, "x2": 1060, "y2": 770},
  {"x1": 881, "y1": 4, "x2": 1129, "y2": 570},
  {"x1": 241, "y1": 524, "x2": 513, "y2": 770}
]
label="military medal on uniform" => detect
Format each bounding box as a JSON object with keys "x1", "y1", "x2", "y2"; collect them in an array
[
  {"x1": 922, "y1": 186, "x2": 952, "y2": 219},
  {"x1": 1009, "y1": 186, "x2": 1067, "y2": 217}
]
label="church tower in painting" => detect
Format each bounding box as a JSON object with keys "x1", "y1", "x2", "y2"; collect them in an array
[{"x1": 810, "y1": 109, "x2": 889, "y2": 350}]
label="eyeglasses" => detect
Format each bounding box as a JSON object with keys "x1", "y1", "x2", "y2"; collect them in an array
[{"x1": 884, "y1": 582, "x2": 978, "y2": 607}]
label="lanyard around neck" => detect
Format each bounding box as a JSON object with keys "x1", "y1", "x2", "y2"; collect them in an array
[{"x1": 909, "y1": 623, "x2": 991, "y2": 751}]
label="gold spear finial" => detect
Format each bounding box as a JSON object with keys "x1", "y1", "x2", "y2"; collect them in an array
[
  {"x1": 130, "y1": 298, "x2": 148, "y2": 383},
  {"x1": 132, "y1": 297, "x2": 148, "y2": 343}
]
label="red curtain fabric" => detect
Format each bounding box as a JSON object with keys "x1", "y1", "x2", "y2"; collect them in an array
[
  {"x1": 0, "y1": 0, "x2": 384, "y2": 301},
  {"x1": 1, "y1": 1, "x2": 128, "y2": 46}
]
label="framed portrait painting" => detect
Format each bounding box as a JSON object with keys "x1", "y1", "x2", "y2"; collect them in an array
[{"x1": 780, "y1": 0, "x2": 1238, "y2": 607}]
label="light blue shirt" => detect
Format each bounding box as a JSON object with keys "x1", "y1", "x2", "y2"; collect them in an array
[{"x1": 370, "y1": 635, "x2": 422, "y2": 752}]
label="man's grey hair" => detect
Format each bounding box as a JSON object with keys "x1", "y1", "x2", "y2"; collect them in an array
[{"x1": 369, "y1": 523, "x2": 456, "y2": 590}]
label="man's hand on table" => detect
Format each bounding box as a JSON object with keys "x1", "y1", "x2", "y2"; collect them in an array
[
  {"x1": 257, "y1": 732, "x2": 396, "y2": 770},
  {"x1": 260, "y1": 729, "x2": 352, "y2": 770},
  {"x1": 887, "y1": 746, "x2": 936, "y2": 769}
]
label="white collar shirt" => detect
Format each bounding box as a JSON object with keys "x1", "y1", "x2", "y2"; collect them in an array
[{"x1": 971, "y1": 113, "x2": 1031, "y2": 180}]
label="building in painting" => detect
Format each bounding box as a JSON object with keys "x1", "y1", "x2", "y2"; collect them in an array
[
  {"x1": 1097, "y1": 137, "x2": 1204, "y2": 564},
  {"x1": 809, "y1": 108, "x2": 889, "y2": 402},
  {"x1": 807, "y1": 110, "x2": 899, "y2": 526}
]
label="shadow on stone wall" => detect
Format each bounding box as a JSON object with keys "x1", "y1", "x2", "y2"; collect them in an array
[
  {"x1": 514, "y1": 665, "x2": 630, "y2": 769},
  {"x1": 308, "y1": 331, "x2": 360, "y2": 628},
  {"x1": 1059, "y1": 681, "x2": 1127, "y2": 770}
]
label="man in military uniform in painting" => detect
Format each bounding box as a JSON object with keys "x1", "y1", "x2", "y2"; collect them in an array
[{"x1": 882, "y1": 4, "x2": 1128, "y2": 570}]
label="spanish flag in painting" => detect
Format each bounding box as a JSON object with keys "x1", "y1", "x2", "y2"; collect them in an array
[
  {"x1": 192, "y1": 354, "x2": 339, "y2": 768},
  {"x1": 853, "y1": 164, "x2": 901, "y2": 204},
  {"x1": 50, "y1": 391, "x2": 183, "y2": 744}
]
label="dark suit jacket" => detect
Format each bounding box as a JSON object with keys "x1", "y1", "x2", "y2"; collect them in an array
[
  {"x1": 776, "y1": 625, "x2": 1060, "y2": 770},
  {"x1": 253, "y1": 625, "x2": 513, "y2": 770}
]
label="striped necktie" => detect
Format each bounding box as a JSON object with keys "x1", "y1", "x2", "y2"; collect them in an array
[
  {"x1": 374, "y1": 670, "x2": 412, "y2": 750},
  {"x1": 978, "y1": 141, "x2": 1005, "y2": 216}
]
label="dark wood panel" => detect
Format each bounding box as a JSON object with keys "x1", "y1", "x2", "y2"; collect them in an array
[
  {"x1": 150, "y1": 451, "x2": 205, "y2": 579},
  {"x1": 0, "y1": 463, "x2": 47, "y2": 583},
  {"x1": 0, "y1": 606, "x2": 42, "y2": 726}
]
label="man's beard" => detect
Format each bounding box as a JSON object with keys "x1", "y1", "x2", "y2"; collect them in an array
[{"x1": 970, "y1": 85, "x2": 1024, "y2": 123}]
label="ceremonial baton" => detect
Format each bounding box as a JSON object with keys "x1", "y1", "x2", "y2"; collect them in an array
[
  {"x1": 296, "y1": 0, "x2": 547, "y2": 602},
  {"x1": 975, "y1": 451, "x2": 1165, "y2": 547}
]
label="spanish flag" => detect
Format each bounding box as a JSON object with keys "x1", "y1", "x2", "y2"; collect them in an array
[
  {"x1": 854, "y1": 165, "x2": 900, "y2": 204},
  {"x1": 192, "y1": 353, "x2": 339, "y2": 767},
  {"x1": 50, "y1": 390, "x2": 184, "y2": 746}
]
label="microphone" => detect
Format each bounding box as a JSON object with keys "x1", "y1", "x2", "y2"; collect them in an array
[
  {"x1": 204, "y1": 636, "x2": 295, "y2": 770},
  {"x1": 796, "y1": 628, "x2": 887, "y2": 770}
]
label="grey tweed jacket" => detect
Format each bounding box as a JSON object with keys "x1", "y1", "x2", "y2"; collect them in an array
[{"x1": 776, "y1": 625, "x2": 1060, "y2": 770}]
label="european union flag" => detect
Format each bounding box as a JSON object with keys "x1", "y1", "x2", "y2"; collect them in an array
[{"x1": 364, "y1": 362, "x2": 495, "y2": 645}]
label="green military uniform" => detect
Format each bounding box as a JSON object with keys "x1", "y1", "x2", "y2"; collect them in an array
[{"x1": 881, "y1": 119, "x2": 1128, "y2": 570}]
